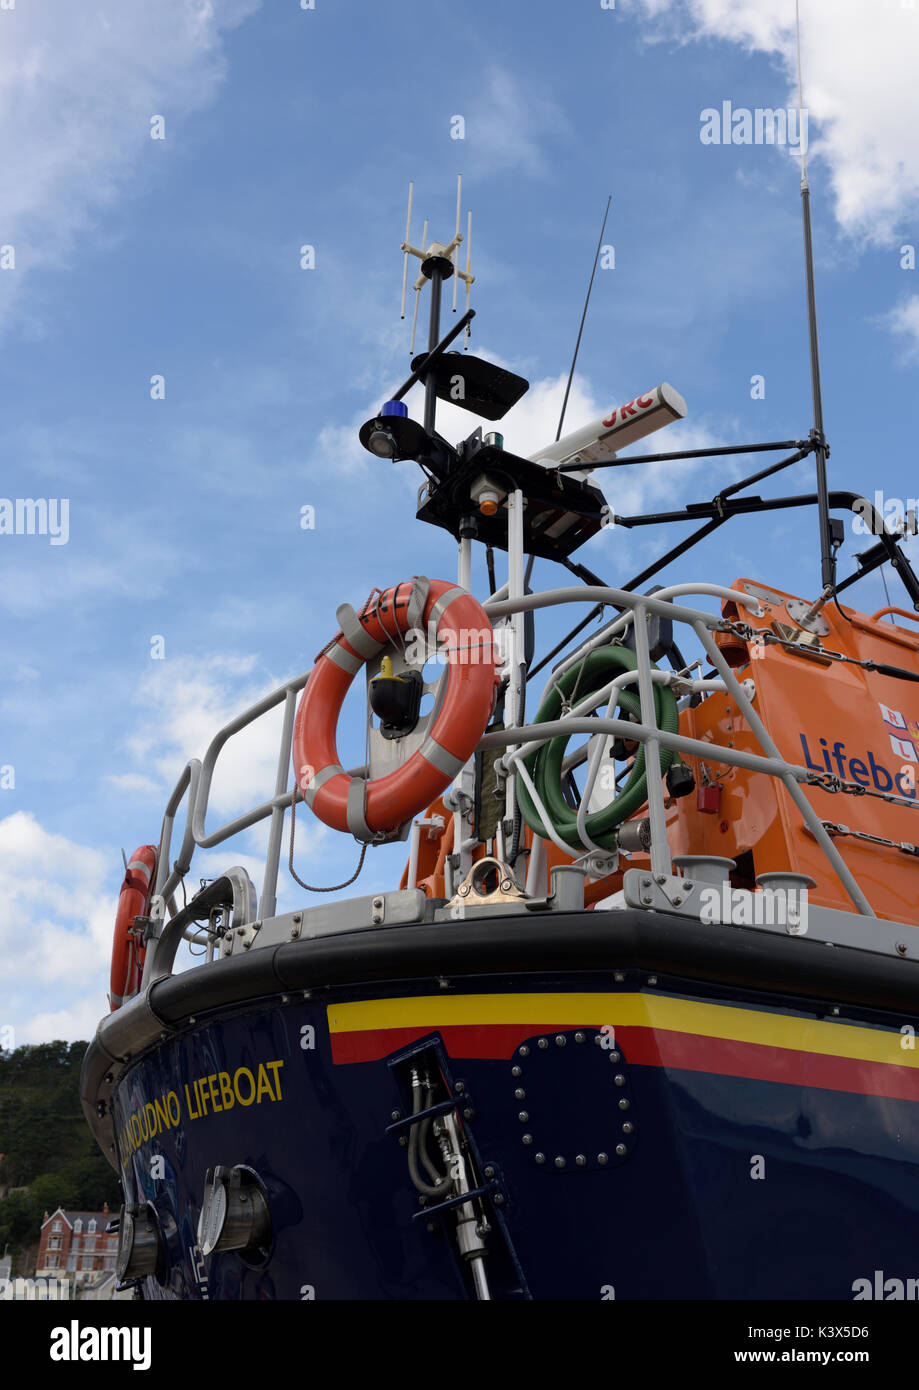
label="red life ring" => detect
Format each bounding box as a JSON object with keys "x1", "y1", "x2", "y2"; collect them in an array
[
  {"x1": 110, "y1": 844, "x2": 157, "y2": 1011},
  {"x1": 293, "y1": 578, "x2": 499, "y2": 838}
]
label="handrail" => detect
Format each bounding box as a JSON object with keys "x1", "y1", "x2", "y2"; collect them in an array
[
  {"x1": 868, "y1": 606, "x2": 919, "y2": 628},
  {"x1": 140, "y1": 577, "x2": 880, "y2": 1000}
]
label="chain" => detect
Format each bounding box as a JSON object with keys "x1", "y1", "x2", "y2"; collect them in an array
[
  {"x1": 803, "y1": 769, "x2": 919, "y2": 810},
  {"x1": 820, "y1": 822, "x2": 919, "y2": 855},
  {"x1": 723, "y1": 618, "x2": 918, "y2": 680},
  {"x1": 722, "y1": 620, "x2": 860, "y2": 670}
]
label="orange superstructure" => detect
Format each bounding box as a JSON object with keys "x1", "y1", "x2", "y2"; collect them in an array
[{"x1": 667, "y1": 579, "x2": 919, "y2": 924}]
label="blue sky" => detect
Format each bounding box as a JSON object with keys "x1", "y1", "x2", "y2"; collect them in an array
[{"x1": 2, "y1": 0, "x2": 919, "y2": 1042}]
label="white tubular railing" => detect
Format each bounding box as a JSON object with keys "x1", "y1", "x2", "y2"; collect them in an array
[
  {"x1": 483, "y1": 583, "x2": 877, "y2": 917},
  {"x1": 147, "y1": 580, "x2": 882, "y2": 948},
  {"x1": 154, "y1": 670, "x2": 313, "y2": 921}
]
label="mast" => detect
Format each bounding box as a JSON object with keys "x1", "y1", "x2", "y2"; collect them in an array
[{"x1": 796, "y1": 0, "x2": 835, "y2": 595}]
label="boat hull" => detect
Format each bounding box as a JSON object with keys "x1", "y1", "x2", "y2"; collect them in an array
[{"x1": 85, "y1": 909, "x2": 919, "y2": 1300}]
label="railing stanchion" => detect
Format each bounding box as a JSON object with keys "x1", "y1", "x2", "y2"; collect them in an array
[{"x1": 630, "y1": 601, "x2": 672, "y2": 879}]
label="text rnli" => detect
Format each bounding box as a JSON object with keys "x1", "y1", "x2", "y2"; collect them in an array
[{"x1": 117, "y1": 1059, "x2": 285, "y2": 1157}]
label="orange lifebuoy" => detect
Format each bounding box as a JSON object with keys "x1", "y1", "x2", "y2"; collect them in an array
[
  {"x1": 293, "y1": 577, "x2": 500, "y2": 839},
  {"x1": 110, "y1": 844, "x2": 157, "y2": 1011}
]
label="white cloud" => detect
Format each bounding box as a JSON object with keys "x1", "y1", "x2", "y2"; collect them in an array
[
  {"x1": 882, "y1": 295, "x2": 919, "y2": 364},
  {"x1": 0, "y1": 804, "x2": 324, "y2": 1044},
  {"x1": 0, "y1": 812, "x2": 114, "y2": 1018},
  {"x1": 121, "y1": 652, "x2": 288, "y2": 816},
  {"x1": 464, "y1": 67, "x2": 571, "y2": 178},
  {"x1": 632, "y1": 0, "x2": 919, "y2": 246},
  {"x1": 0, "y1": 0, "x2": 260, "y2": 327}
]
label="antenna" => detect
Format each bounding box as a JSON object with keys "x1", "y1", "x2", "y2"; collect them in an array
[
  {"x1": 556, "y1": 195, "x2": 612, "y2": 442},
  {"x1": 400, "y1": 177, "x2": 475, "y2": 360},
  {"x1": 399, "y1": 181, "x2": 414, "y2": 320},
  {"x1": 795, "y1": 0, "x2": 834, "y2": 595}
]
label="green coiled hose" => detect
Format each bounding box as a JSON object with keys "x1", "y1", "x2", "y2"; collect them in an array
[{"x1": 516, "y1": 645, "x2": 679, "y2": 851}]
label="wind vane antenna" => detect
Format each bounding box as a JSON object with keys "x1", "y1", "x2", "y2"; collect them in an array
[
  {"x1": 795, "y1": 0, "x2": 834, "y2": 595},
  {"x1": 452, "y1": 175, "x2": 462, "y2": 313},
  {"x1": 463, "y1": 211, "x2": 472, "y2": 347},
  {"x1": 400, "y1": 181, "x2": 415, "y2": 319},
  {"x1": 400, "y1": 180, "x2": 474, "y2": 355},
  {"x1": 555, "y1": 194, "x2": 612, "y2": 442}
]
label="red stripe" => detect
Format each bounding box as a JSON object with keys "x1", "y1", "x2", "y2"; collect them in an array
[
  {"x1": 330, "y1": 1021, "x2": 919, "y2": 1102},
  {"x1": 330, "y1": 1023, "x2": 538, "y2": 1066}
]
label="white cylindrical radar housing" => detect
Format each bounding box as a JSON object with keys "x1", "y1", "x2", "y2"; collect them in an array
[{"x1": 530, "y1": 383, "x2": 687, "y2": 471}]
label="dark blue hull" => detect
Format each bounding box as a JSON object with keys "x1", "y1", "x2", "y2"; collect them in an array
[{"x1": 100, "y1": 933, "x2": 919, "y2": 1300}]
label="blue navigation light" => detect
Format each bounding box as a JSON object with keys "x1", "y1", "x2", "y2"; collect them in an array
[{"x1": 380, "y1": 400, "x2": 408, "y2": 419}]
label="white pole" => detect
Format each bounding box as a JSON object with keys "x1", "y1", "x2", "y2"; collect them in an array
[{"x1": 505, "y1": 489, "x2": 526, "y2": 875}]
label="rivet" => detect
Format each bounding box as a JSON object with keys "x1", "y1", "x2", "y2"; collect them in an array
[
  {"x1": 511, "y1": 1065, "x2": 522, "y2": 1076},
  {"x1": 614, "y1": 1074, "x2": 625, "y2": 1086},
  {"x1": 538, "y1": 1038, "x2": 548, "y2": 1050},
  {"x1": 575, "y1": 1031, "x2": 585, "y2": 1043},
  {"x1": 831, "y1": 1006, "x2": 840, "y2": 1016},
  {"x1": 391, "y1": 1110, "x2": 401, "y2": 1121},
  {"x1": 896, "y1": 942, "x2": 908, "y2": 956},
  {"x1": 554, "y1": 1156, "x2": 566, "y2": 1168},
  {"x1": 608, "y1": 1051, "x2": 620, "y2": 1063},
  {"x1": 398, "y1": 1135, "x2": 408, "y2": 1147},
  {"x1": 493, "y1": 1194, "x2": 504, "y2": 1205},
  {"x1": 647, "y1": 975, "x2": 658, "y2": 986},
  {"x1": 518, "y1": 1111, "x2": 529, "y2": 1122},
  {"x1": 514, "y1": 1088, "x2": 526, "y2": 1100},
  {"x1": 594, "y1": 1034, "x2": 603, "y2": 1045},
  {"x1": 614, "y1": 972, "x2": 625, "y2": 983},
  {"x1": 484, "y1": 1166, "x2": 495, "y2": 1178},
  {"x1": 281, "y1": 994, "x2": 289, "y2": 1004},
  {"x1": 455, "y1": 1081, "x2": 465, "y2": 1093},
  {"x1": 597, "y1": 1153, "x2": 609, "y2": 1166},
  {"x1": 555, "y1": 1034, "x2": 566, "y2": 1047},
  {"x1": 519, "y1": 1045, "x2": 529, "y2": 1057},
  {"x1": 575, "y1": 1154, "x2": 586, "y2": 1166},
  {"x1": 463, "y1": 1107, "x2": 473, "y2": 1119},
  {"x1": 535, "y1": 1153, "x2": 546, "y2": 1165},
  {"x1": 619, "y1": 1098, "x2": 630, "y2": 1110},
  {"x1": 616, "y1": 1143, "x2": 628, "y2": 1157},
  {"x1": 622, "y1": 1121, "x2": 634, "y2": 1134},
  {"x1": 522, "y1": 1134, "x2": 533, "y2": 1145}
]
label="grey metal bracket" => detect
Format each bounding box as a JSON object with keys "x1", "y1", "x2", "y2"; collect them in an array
[{"x1": 621, "y1": 868, "x2": 919, "y2": 960}]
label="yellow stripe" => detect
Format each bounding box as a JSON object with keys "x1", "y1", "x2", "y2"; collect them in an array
[{"x1": 326, "y1": 992, "x2": 919, "y2": 1069}]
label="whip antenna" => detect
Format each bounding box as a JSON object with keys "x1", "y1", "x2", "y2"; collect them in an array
[
  {"x1": 555, "y1": 195, "x2": 612, "y2": 442},
  {"x1": 796, "y1": 0, "x2": 834, "y2": 594}
]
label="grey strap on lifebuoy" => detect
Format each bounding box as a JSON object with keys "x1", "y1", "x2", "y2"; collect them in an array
[
  {"x1": 336, "y1": 602, "x2": 385, "y2": 660},
  {"x1": 419, "y1": 734, "x2": 467, "y2": 779},
  {"x1": 324, "y1": 642, "x2": 363, "y2": 675},
  {"x1": 405, "y1": 575, "x2": 431, "y2": 632},
  {"x1": 427, "y1": 585, "x2": 467, "y2": 630},
  {"x1": 346, "y1": 776, "x2": 374, "y2": 841},
  {"x1": 301, "y1": 762, "x2": 344, "y2": 810}
]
